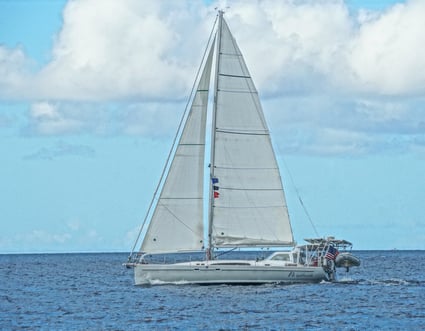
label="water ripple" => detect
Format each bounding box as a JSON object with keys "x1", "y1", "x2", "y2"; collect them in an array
[{"x1": 1, "y1": 251, "x2": 424, "y2": 330}]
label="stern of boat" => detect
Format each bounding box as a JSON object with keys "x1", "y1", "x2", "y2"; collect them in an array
[{"x1": 296, "y1": 237, "x2": 361, "y2": 281}]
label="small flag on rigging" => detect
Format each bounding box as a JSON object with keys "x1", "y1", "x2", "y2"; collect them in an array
[{"x1": 212, "y1": 177, "x2": 219, "y2": 198}]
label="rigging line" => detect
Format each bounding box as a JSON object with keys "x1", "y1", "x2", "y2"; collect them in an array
[
  {"x1": 159, "y1": 202, "x2": 203, "y2": 236},
  {"x1": 128, "y1": 15, "x2": 219, "y2": 259},
  {"x1": 280, "y1": 156, "x2": 320, "y2": 238},
  {"x1": 214, "y1": 247, "x2": 237, "y2": 258}
]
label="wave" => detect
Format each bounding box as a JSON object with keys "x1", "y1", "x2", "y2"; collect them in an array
[
  {"x1": 354, "y1": 278, "x2": 424, "y2": 286},
  {"x1": 336, "y1": 277, "x2": 359, "y2": 284},
  {"x1": 315, "y1": 277, "x2": 424, "y2": 286}
]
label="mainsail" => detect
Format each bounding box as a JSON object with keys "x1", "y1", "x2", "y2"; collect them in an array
[
  {"x1": 140, "y1": 43, "x2": 214, "y2": 254},
  {"x1": 139, "y1": 11, "x2": 294, "y2": 255},
  {"x1": 209, "y1": 16, "x2": 294, "y2": 247}
]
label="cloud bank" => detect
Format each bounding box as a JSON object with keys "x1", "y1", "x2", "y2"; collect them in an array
[
  {"x1": 1, "y1": 0, "x2": 424, "y2": 100},
  {"x1": 1, "y1": 0, "x2": 424, "y2": 155}
]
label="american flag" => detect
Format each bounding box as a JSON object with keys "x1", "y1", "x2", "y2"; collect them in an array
[{"x1": 325, "y1": 245, "x2": 339, "y2": 260}]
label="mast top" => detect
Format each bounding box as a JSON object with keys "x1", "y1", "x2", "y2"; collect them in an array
[{"x1": 215, "y1": 7, "x2": 229, "y2": 17}]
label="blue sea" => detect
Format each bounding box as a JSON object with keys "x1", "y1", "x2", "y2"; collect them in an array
[{"x1": 1, "y1": 250, "x2": 424, "y2": 330}]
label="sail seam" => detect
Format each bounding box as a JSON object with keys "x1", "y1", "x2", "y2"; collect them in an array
[
  {"x1": 179, "y1": 143, "x2": 205, "y2": 146},
  {"x1": 214, "y1": 166, "x2": 277, "y2": 170},
  {"x1": 214, "y1": 205, "x2": 286, "y2": 209},
  {"x1": 220, "y1": 51, "x2": 243, "y2": 57},
  {"x1": 216, "y1": 129, "x2": 268, "y2": 135},
  {"x1": 217, "y1": 187, "x2": 281, "y2": 191},
  {"x1": 219, "y1": 73, "x2": 250, "y2": 79},
  {"x1": 161, "y1": 197, "x2": 203, "y2": 200},
  {"x1": 218, "y1": 89, "x2": 257, "y2": 94}
]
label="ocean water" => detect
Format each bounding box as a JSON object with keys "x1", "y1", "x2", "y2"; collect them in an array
[{"x1": 1, "y1": 250, "x2": 424, "y2": 330}]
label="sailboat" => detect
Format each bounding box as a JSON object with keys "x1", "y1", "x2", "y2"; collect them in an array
[{"x1": 126, "y1": 11, "x2": 360, "y2": 285}]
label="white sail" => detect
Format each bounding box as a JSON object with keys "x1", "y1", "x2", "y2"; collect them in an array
[
  {"x1": 210, "y1": 19, "x2": 294, "y2": 247},
  {"x1": 140, "y1": 44, "x2": 214, "y2": 254}
]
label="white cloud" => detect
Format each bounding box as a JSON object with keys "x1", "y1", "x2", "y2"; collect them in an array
[
  {"x1": 348, "y1": 0, "x2": 425, "y2": 95},
  {"x1": 36, "y1": 0, "x2": 210, "y2": 100},
  {"x1": 0, "y1": 46, "x2": 33, "y2": 98},
  {"x1": 220, "y1": 0, "x2": 425, "y2": 96},
  {"x1": 1, "y1": 0, "x2": 424, "y2": 156},
  {"x1": 266, "y1": 95, "x2": 425, "y2": 156},
  {"x1": 1, "y1": 0, "x2": 423, "y2": 100},
  {"x1": 224, "y1": 0, "x2": 354, "y2": 94},
  {"x1": 28, "y1": 102, "x2": 84, "y2": 135},
  {"x1": 25, "y1": 101, "x2": 182, "y2": 137},
  {"x1": 31, "y1": 101, "x2": 58, "y2": 118}
]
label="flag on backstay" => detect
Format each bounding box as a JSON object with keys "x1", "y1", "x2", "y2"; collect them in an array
[
  {"x1": 325, "y1": 245, "x2": 339, "y2": 260},
  {"x1": 212, "y1": 177, "x2": 220, "y2": 198}
]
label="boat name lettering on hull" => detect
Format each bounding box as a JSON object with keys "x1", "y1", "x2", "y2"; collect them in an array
[{"x1": 288, "y1": 271, "x2": 315, "y2": 278}]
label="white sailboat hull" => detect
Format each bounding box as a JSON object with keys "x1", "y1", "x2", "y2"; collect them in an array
[{"x1": 134, "y1": 261, "x2": 329, "y2": 285}]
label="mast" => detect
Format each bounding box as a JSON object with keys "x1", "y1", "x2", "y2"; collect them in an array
[{"x1": 207, "y1": 10, "x2": 224, "y2": 259}]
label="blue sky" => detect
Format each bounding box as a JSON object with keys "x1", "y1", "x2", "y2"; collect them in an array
[{"x1": 1, "y1": 0, "x2": 424, "y2": 253}]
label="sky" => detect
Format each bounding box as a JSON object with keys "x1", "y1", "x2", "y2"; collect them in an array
[{"x1": 1, "y1": 0, "x2": 424, "y2": 253}]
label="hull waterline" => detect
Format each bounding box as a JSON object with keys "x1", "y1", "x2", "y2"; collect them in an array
[{"x1": 134, "y1": 261, "x2": 329, "y2": 285}]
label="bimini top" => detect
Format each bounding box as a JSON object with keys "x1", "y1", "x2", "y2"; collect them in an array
[{"x1": 304, "y1": 237, "x2": 353, "y2": 247}]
